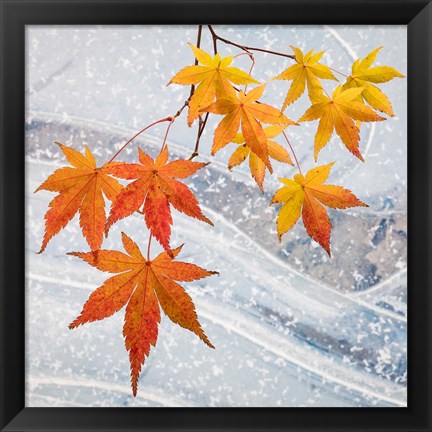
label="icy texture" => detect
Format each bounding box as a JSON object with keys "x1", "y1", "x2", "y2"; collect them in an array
[{"x1": 25, "y1": 25, "x2": 407, "y2": 407}]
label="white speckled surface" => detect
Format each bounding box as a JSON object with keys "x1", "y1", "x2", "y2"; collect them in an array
[{"x1": 25, "y1": 25, "x2": 407, "y2": 407}]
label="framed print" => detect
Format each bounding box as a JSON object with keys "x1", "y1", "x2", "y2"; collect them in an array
[{"x1": 1, "y1": 1, "x2": 431, "y2": 431}]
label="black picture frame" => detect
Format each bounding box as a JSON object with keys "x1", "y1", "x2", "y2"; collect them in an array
[{"x1": 1, "y1": 0, "x2": 431, "y2": 431}]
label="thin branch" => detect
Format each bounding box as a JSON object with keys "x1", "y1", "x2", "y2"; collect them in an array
[
  {"x1": 210, "y1": 25, "x2": 218, "y2": 54},
  {"x1": 189, "y1": 112, "x2": 209, "y2": 160},
  {"x1": 172, "y1": 99, "x2": 189, "y2": 119},
  {"x1": 282, "y1": 131, "x2": 303, "y2": 176},
  {"x1": 189, "y1": 25, "x2": 203, "y2": 99},
  {"x1": 197, "y1": 115, "x2": 204, "y2": 136},
  {"x1": 208, "y1": 25, "x2": 295, "y2": 60},
  {"x1": 194, "y1": 24, "x2": 202, "y2": 63}
]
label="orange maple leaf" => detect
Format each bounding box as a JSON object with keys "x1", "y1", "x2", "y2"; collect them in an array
[
  {"x1": 298, "y1": 86, "x2": 385, "y2": 161},
  {"x1": 270, "y1": 163, "x2": 367, "y2": 255},
  {"x1": 35, "y1": 143, "x2": 123, "y2": 253},
  {"x1": 68, "y1": 232, "x2": 216, "y2": 396},
  {"x1": 105, "y1": 146, "x2": 212, "y2": 253},
  {"x1": 201, "y1": 84, "x2": 296, "y2": 167},
  {"x1": 169, "y1": 43, "x2": 260, "y2": 126},
  {"x1": 228, "y1": 125, "x2": 293, "y2": 192}
]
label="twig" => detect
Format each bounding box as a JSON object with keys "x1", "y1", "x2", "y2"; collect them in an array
[
  {"x1": 189, "y1": 25, "x2": 203, "y2": 99},
  {"x1": 210, "y1": 26, "x2": 218, "y2": 54},
  {"x1": 208, "y1": 25, "x2": 295, "y2": 60},
  {"x1": 172, "y1": 100, "x2": 189, "y2": 119},
  {"x1": 189, "y1": 112, "x2": 209, "y2": 160}
]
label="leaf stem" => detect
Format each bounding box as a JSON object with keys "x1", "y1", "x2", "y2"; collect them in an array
[
  {"x1": 160, "y1": 119, "x2": 174, "y2": 152},
  {"x1": 328, "y1": 65, "x2": 349, "y2": 78},
  {"x1": 207, "y1": 25, "x2": 295, "y2": 60},
  {"x1": 107, "y1": 98, "x2": 190, "y2": 164},
  {"x1": 233, "y1": 52, "x2": 250, "y2": 60},
  {"x1": 147, "y1": 235, "x2": 152, "y2": 261},
  {"x1": 282, "y1": 131, "x2": 303, "y2": 176},
  {"x1": 107, "y1": 117, "x2": 173, "y2": 163},
  {"x1": 244, "y1": 54, "x2": 255, "y2": 93},
  {"x1": 322, "y1": 87, "x2": 331, "y2": 98}
]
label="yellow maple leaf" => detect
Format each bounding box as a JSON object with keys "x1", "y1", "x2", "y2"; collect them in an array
[
  {"x1": 298, "y1": 86, "x2": 385, "y2": 161},
  {"x1": 228, "y1": 125, "x2": 294, "y2": 192},
  {"x1": 169, "y1": 43, "x2": 260, "y2": 126},
  {"x1": 273, "y1": 46, "x2": 338, "y2": 110},
  {"x1": 342, "y1": 47, "x2": 405, "y2": 117},
  {"x1": 270, "y1": 163, "x2": 368, "y2": 255}
]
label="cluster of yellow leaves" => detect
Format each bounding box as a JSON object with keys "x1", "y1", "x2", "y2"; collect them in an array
[
  {"x1": 170, "y1": 44, "x2": 404, "y2": 254},
  {"x1": 274, "y1": 46, "x2": 404, "y2": 160},
  {"x1": 170, "y1": 45, "x2": 297, "y2": 192},
  {"x1": 269, "y1": 46, "x2": 403, "y2": 251}
]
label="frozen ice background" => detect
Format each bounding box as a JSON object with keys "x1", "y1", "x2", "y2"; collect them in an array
[{"x1": 25, "y1": 25, "x2": 407, "y2": 407}]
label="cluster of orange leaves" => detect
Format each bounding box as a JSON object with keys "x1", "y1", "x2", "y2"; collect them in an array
[
  {"x1": 36, "y1": 142, "x2": 216, "y2": 396},
  {"x1": 36, "y1": 40, "x2": 403, "y2": 396}
]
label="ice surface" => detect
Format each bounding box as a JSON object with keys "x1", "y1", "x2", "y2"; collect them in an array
[{"x1": 25, "y1": 25, "x2": 407, "y2": 407}]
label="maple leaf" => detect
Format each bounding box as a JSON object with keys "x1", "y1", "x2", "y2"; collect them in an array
[
  {"x1": 35, "y1": 143, "x2": 123, "y2": 253},
  {"x1": 228, "y1": 125, "x2": 293, "y2": 192},
  {"x1": 169, "y1": 43, "x2": 260, "y2": 126},
  {"x1": 270, "y1": 163, "x2": 367, "y2": 256},
  {"x1": 201, "y1": 84, "x2": 296, "y2": 168},
  {"x1": 298, "y1": 86, "x2": 385, "y2": 161},
  {"x1": 273, "y1": 46, "x2": 338, "y2": 110},
  {"x1": 105, "y1": 147, "x2": 212, "y2": 253},
  {"x1": 68, "y1": 232, "x2": 216, "y2": 396},
  {"x1": 342, "y1": 46, "x2": 405, "y2": 116}
]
